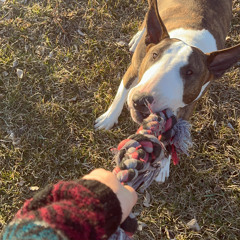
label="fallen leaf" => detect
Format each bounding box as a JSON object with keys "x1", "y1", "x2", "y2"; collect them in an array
[
  {"x1": 77, "y1": 29, "x2": 85, "y2": 36},
  {"x1": 68, "y1": 96, "x2": 78, "y2": 102},
  {"x1": 25, "y1": 45, "x2": 29, "y2": 52},
  {"x1": 227, "y1": 122, "x2": 234, "y2": 130},
  {"x1": 18, "y1": 180, "x2": 26, "y2": 186},
  {"x1": 35, "y1": 46, "x2": 45, "y2": 56},
  {"x1": 116, "y1": 40, "x2": 127, "y2": 47},
  {"x1": 2, "y1": 71, "x2": 8, "y2": 76},
  {"x1": 48, "y1": 51, "x2": 54, "y2": 58},
  {"x1": 132, "y1": 211, "x2": 141, "y2": 217},
  {"x1": 13, "y1": 59, "x2": 18, "y2": 67},
  {"x1": 16, "y1": 69, "x2": 23, "y2": 79},
  {"x1": 30, "y1": 186, "x2": 39, "y2": 191},
  {"x1": 143, "y1": 191, "x2": 151, "y2": 207},
  {"x1": 212, "y1": 120, "x2": 217, "y2": 128},
  {"x1": 137, "y1": 221, "x2": 147, "y2": 231},
  {"x1": 187, "y1": 218, "x2": 201, "y2": 232},
  {"x1": 9, "y1": 131, "x2": 21, "y2": 147}
]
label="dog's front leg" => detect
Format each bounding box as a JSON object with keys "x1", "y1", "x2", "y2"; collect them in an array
[
  {"x1": 94, "y1": 81, "x2": 129, "y2": 130},
  {"x1": 95, "y1": 65, "x2": 138, "y2": 130},
  {"x1": 129, "y1": 28, "x2": 146, "y2": 53},
  {"x1": 129, "y1": 16, "x2": 146, "y2": 53},
  {"x1": 155, "y1": 155, "x2": 171, "y2": 183}
]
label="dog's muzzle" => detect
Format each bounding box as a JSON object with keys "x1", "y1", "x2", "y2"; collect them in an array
[{"x1": 130, "y1": 92, "x2": 154, "y2": 122}]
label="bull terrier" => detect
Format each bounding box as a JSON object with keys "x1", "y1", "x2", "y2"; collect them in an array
[{"x1": 95, "y1": 0, "x2": 240, "y2": 181}]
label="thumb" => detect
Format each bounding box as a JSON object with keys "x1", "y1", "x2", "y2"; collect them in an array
[
  {"x1": 118, "y1": 185, "x2": 138, "y2": 223},
  {"x1": 124, "y1": 185, "x2": 138, "y2": 205}
]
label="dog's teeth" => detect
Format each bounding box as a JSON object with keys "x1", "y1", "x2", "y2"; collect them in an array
[{"x1": 142, "y1": 113, "x2": 150, "y2": 119}]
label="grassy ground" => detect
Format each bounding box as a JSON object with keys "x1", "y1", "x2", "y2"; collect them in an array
[{"x1": 0, "y1": 0, "x2": 239, "y2": 239}]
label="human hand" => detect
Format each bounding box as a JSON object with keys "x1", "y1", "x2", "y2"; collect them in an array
[{"x1": 83, "y1": 168, "x2": 138, "y2": 223}]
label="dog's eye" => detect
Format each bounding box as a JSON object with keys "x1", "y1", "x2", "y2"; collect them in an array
[
  {"x1": 153, "y1": 52, "x2": 158, "y2": 59},
  {"x1": 186, "y1": 69, "x2": 193, "y2": 75}
]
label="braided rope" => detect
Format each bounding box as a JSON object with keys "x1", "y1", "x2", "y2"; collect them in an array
[
  {"x1": 113, "y1": 109, "x2": 192, "y2": 189},
  {"x1": 109, "y1": 109, "x2": 192, "y2": 240}
]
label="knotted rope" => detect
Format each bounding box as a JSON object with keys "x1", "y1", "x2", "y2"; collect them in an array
[{"x1": 109, "y1": 109, "x2": 192, "y2": 240}]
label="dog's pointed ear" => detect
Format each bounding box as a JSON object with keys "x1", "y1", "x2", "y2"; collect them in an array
[
  {"x1": 207, "y1": 44, "x2": 240, "y2": 79},
  {"x1": 145, "y1": 0, "x2": 169, "y2": 46}
]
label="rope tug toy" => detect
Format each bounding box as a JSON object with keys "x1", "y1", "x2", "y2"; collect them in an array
[{"x1": 109, "y1": 109, "x2": 192, "y2": 240}]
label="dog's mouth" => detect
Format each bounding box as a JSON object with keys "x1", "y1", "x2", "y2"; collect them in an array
[
  {"x1": 128, "y1": 93, "x2": 177, "y2": 123},
  {"x1": 129, "y1": 104, "x2": 178, "y2": 124},
  {"x1": 129, "y1": 97, "x2": 154, "y2": 124},
  {"x1": 130, "y1": 108, "x2": 151, "y2": 124}
]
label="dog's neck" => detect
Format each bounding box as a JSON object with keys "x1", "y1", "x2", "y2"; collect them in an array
[
  {"x1": 157, "y1": 0, "x2": 232, "y2": 49},
  {"x1": 169, "y1": 28, "x2": 217, "y2": 53}
]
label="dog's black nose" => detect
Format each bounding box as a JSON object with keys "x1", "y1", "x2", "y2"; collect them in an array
[{"x1": 132, "y1": 93, "x2": 154, "y2": 112}]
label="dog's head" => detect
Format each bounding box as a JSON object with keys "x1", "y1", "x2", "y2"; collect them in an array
[{"x1": 127, "y1": 0, "x2": 240, "y2": 123}]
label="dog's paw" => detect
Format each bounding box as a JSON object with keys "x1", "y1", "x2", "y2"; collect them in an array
[
  {"x1": 129, "y1": 28, "x2": 145, "y2": 53},
  {"x1": 155, "y1": 156, "x2": 171, "y2": 183},
  {"x1": 95, "y1": 110, "x2": 118, "y2": 130}
]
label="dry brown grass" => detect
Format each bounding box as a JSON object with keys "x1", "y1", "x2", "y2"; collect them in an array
[{"x1": 0, "y1": 0, "x2": 239, "y2": 239}]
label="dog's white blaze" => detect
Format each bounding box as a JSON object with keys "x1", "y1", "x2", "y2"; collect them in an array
[
  {"x1": 169, "y1": 28, "x2": 217, "y2": 53},
  {"x1": 128, "y1": 41, "x2": 192, "y2": 113},
  {"x1": 194, "y1": 81, "x2": 210, "y2": 102}
]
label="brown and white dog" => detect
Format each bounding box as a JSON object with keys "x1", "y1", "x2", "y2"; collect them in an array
[{"x1": 95, "y1": 0, "x2": 240, "y2": 181}]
